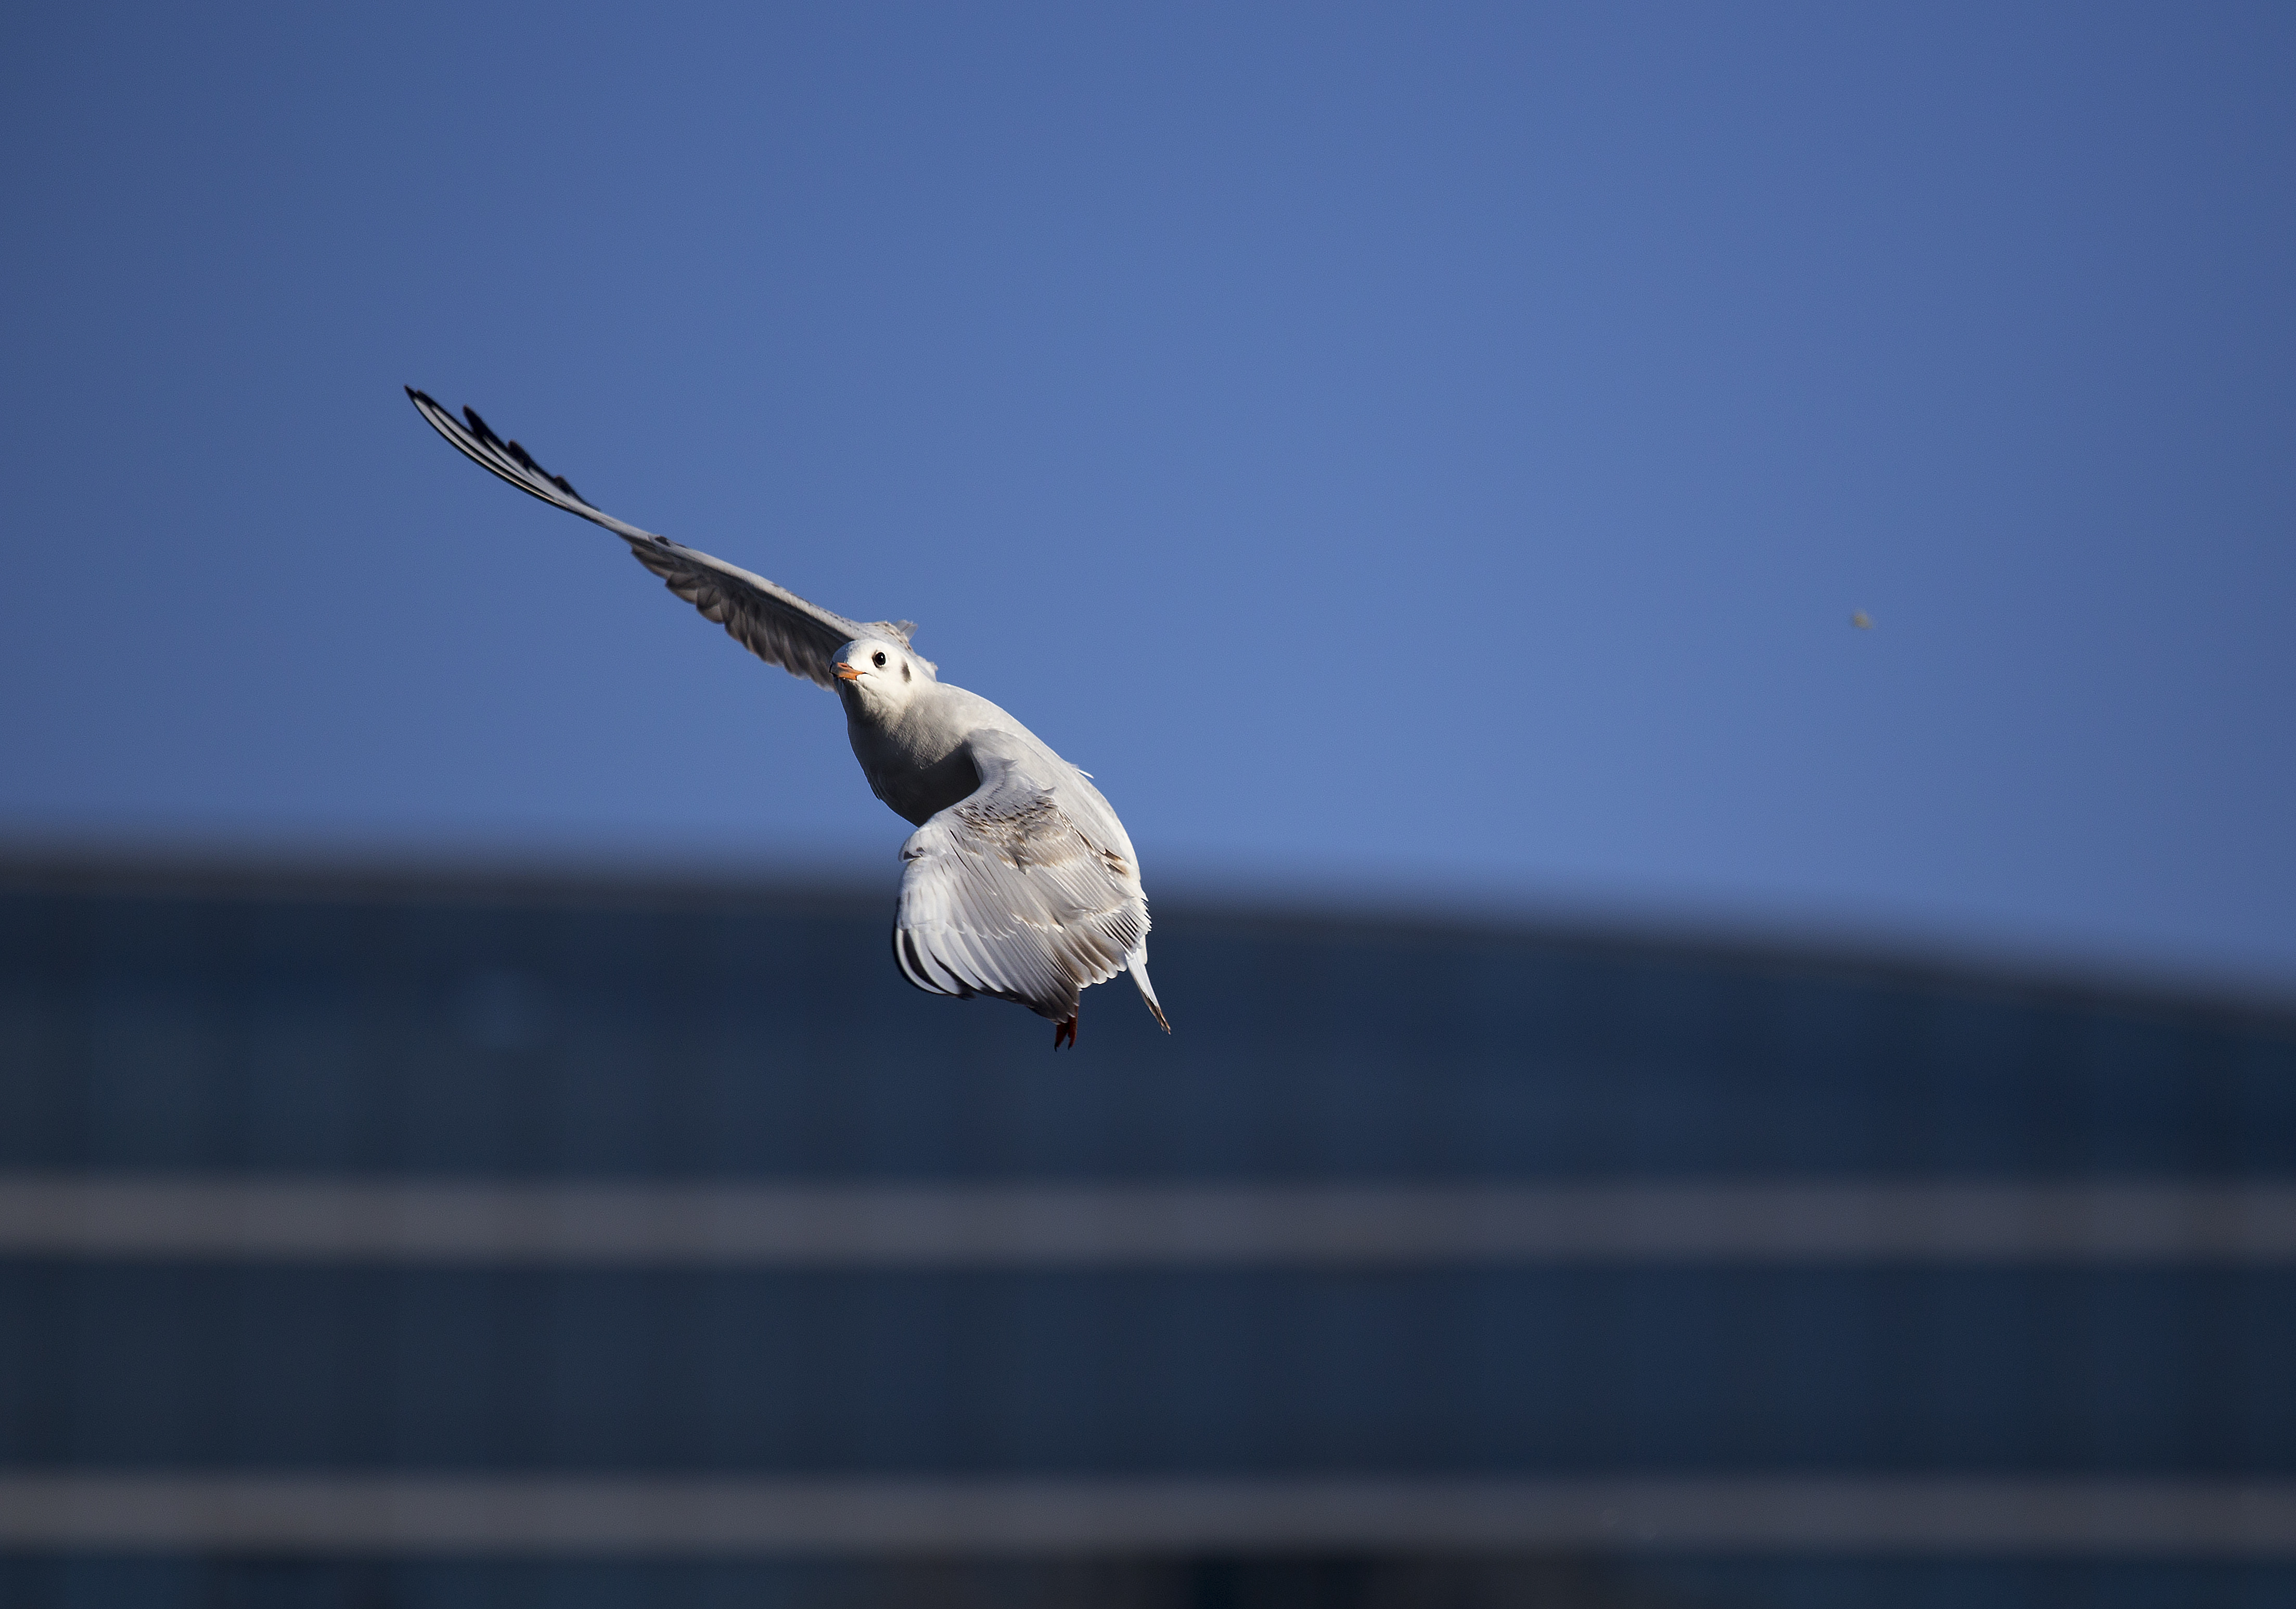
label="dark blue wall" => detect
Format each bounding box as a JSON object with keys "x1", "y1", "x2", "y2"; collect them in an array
[
  {"x1": 4, "y1": 863, "x2": 2294, "y2": 1608},
  {"x1": 5, "y1": 867, "x2": 2290, "y2": 1181}
]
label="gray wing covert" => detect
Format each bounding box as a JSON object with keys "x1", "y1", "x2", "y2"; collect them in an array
[
  {"x1": 406, "y1": 388, "x2": 919, "y2": 688},
  {"x1": 891, "y1": 734, "x2": 1149, "y2": 1025}
]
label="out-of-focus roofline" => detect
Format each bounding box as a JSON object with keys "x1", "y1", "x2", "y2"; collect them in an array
[
  {"x1": 2, "y1": 840, "x2": 2291, "y2": 1035},
  {"x1": 0, "y1": 839, "x2": 886, "y2": 919}
]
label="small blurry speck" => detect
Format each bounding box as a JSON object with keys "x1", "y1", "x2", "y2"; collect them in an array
[{"x1": 1851, "y1": 611, "x2": 1874, "y2": 630}]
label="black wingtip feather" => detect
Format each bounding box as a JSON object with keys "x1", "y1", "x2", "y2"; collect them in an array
[
  {"x1": 414, "y1": 397, "x2": 589, "y2": 506},
  {"x1": 506, "y1": 439, "x2": 583, "y2": 504}
]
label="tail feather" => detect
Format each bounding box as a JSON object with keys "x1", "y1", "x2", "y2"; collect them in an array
[{"x1": 1126, "y1": 946, "x2": 1171, "y2": 1033}]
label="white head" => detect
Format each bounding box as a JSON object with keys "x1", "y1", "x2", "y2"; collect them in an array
[{"x1": 831, "y1": 635, "x2": 932, "y2": 718}]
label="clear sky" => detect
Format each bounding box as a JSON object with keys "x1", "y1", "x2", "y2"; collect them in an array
[{"x1": 4, "y1": 4, "x2": 2291, "y2": 988}]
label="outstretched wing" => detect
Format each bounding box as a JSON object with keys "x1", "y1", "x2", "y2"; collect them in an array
[
  {"x1": 891, "y1": 733, "x2": 1155, "y2": 1026},
  {"x1": 406, "y1": 388, "x2": 920, "y2": 689}
]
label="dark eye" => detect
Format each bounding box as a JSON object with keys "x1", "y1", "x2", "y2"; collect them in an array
[{"x1": 872, "y1": 651, "x2": 887, "y2": 668}]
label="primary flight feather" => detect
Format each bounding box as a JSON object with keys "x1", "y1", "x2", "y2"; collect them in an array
[{"x1": 406, "y1": 387, "x2": 1168, "y2": 1048}]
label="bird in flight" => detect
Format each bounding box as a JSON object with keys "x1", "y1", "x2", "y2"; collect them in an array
[{"x1": 405, "y1": 389, "x2": 1168, "y2": 1049}]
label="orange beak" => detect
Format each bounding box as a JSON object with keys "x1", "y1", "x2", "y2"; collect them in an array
[{"x1": 833, "y1": 661, "x2": 864, "y2": 682}]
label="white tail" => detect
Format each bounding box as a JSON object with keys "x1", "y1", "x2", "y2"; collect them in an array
[{"x1": 1126, "y1": 946, "x2": 1171, "y2": 1033}]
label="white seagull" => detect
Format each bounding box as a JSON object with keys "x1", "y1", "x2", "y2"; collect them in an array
[{"x1": 406, "y1": 388, "x2": 1168, "y2": 1049}]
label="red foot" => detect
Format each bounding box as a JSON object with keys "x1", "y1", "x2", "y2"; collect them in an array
[{"x1": 1053, "y1": 1014, "x2": 1078, "y2": 1050}]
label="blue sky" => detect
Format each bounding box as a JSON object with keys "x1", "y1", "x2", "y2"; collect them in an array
[{"x1": 4, "y1": 4, "x2": 2291, "y2": 986}]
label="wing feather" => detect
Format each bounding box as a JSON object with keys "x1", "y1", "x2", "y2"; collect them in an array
[
  {"x1": 406, "y1": 387, "x2": 919, "y2": 689},
  {"x1": 893, "y1": 740, "x2": 1150, "y2": 1024}
]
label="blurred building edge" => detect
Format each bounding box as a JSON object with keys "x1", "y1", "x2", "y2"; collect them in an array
[{"x1": 2, "y1": 850, "x2": 2294, "y2": 1609}]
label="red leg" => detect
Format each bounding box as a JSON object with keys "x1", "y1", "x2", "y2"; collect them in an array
[{"x1": 1054, "y1": 1014, "x2": 1078, "y2": 1050}]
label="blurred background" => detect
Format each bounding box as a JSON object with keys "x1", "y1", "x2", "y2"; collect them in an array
[{"x1": 3, "y1": 3, "x2": 2294, "y2": 1605}]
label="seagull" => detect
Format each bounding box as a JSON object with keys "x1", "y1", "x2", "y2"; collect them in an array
[{"x1": 405, "y1": 388, "x2": 1168, "y2": 1049}]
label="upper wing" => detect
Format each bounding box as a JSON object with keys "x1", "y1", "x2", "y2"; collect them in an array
[
  {"x1": 891, "y1": 733, "x2": 1155, "y2": 1026},
  {"x1": 406, "y1": 387, "x2": 919, "y2": 689}
]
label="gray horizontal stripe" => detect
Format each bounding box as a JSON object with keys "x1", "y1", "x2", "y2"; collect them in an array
[
  {"x1": 2, "y1": 1475, "x2": 2293, "y2": 1555},
  {"x1": 4, "y1": 1176, "x2": 2296, "y2": 1266}
]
